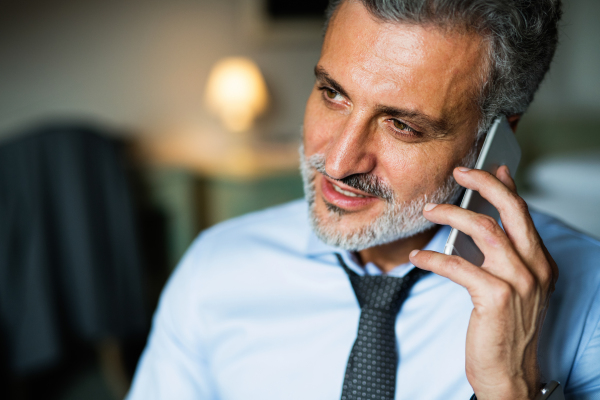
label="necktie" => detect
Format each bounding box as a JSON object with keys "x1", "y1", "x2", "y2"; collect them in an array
[{"x1": 336, "y1": 254, "x2": 429, "y2": 400}]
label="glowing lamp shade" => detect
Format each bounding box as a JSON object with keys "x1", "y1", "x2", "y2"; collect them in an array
[{"x1": 205, "y1": 57, "x2": 269, "y2": 133}]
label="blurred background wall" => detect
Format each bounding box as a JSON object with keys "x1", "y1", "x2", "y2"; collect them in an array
[
  {"x1": 0, "y1": 0, "x2": 322, "y2": 141},
  {"x1": 1, "y1": 0, "x2": 599, "y2": 146},
  {"x1": 0, "y1": 0, "x2": 598, "y2": 399}
]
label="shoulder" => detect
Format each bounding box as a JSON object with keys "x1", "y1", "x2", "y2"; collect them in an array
[
  {"x1": 530, "y1": 208, "x2": 600, "y2": 293},
  {"x1": 149, "y1": 199, "x2": 312, "y2": 336},
  {"x1": 530, "y1": 208, "x2": 600, "y2": 264},
  {"x1": 531, "y1": 209, "x2": 600, "y2": 384}
]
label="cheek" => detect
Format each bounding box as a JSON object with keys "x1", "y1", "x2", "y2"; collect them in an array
[
  {"x1": 382, "y1": 143, "x2": 457, "y2": 199},
  {"x1": 303, "y1": 91, "x2": 341, "y2": 156}
]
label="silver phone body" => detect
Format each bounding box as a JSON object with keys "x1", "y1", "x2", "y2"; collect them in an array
[{"x1": 443, "y1": 117, "x2": 522, "y2": 266}]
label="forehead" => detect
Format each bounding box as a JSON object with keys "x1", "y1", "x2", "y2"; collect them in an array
[{"x1": 321, "y1": 1, "x2": 487, "y2": 130}]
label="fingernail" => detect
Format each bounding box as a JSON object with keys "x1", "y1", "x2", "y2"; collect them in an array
[
  {"x1": 424, "y1": 203, "x2": 438, "y2": 211},
  {"x1": 410, "y1": 249, "x2": 420, "y2": 257},
  {"x1": 504, "y1": 165, "x2": 511, "y2": 176},
  {"x1": 457, "y1": 167, "x2": 471, "y2": 172}
]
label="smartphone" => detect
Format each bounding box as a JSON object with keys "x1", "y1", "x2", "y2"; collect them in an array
[{"x1": 443, "y1": 116, "x2": 521, "y2": 266}]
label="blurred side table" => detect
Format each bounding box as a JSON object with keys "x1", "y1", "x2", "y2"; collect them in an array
[{"x1": 133, "y1": 129, "x2": 303, "y2": 269}]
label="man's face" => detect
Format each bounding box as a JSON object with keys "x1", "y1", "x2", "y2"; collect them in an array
[{"x1": 302, "y1": 1, "x2": 487, "y2": 250}]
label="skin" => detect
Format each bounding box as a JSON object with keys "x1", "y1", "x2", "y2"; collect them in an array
[{"x1": 302, "y1": 1, "x2": 558, "y2": 399}]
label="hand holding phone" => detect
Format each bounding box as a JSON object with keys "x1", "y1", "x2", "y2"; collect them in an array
[
  {"x1": 443, "y1": 116, "x2": 521, "y2": 266},
  {"x1": 411, "y1": 115, "x2": 558, "y2": 400}
]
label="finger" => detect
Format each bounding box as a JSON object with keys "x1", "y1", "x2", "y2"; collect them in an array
[
  {"x1": 423, "y1": 202, "x2": 514, "y2": 259},
  {"x1": 453, "y1": 167, "x2": 543, "y2": 265},
  {"x1": 422, "y1": 203, "x2": 535, "y2": 295},
  {"x1": 540, "y1": 241, "x2": 560, "y2": 294},
  {"x1": 495, "y1": 165, "x2": 517, "y2": 193},
  {"x1": 451, "y1": 167, "x2": 552, "y2": 288},
  {"x1": 410, "y1": 249, "x2": 511, "y2": 305}
]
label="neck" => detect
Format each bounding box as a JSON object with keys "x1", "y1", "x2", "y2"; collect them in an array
[{"x1": 357, "y1": 226, "x2": 439, "y2": 274}]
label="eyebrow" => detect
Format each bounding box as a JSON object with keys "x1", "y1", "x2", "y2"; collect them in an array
[
  {"x1": 375, "y1": 105, "x2": 450, "y2": 137},
  {"x1": 314, "y1": 65, "x2": 451, "y2": 137},
  {"x1": 314, "y1": 66, "x2": 351, "y2": 100}
]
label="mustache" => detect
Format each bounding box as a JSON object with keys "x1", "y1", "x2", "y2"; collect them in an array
[{"x1": 307, "y1": 154, "x2": 394, "y2": 201}]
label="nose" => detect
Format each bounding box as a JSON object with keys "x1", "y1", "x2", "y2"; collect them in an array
[{"x1": 324, "y1": 113, "x2": 376, "y2": 180}]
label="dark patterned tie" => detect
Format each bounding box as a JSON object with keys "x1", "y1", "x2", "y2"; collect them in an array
[{"x1": 336, "y1": 254, "x2": 429, "y2": 400}]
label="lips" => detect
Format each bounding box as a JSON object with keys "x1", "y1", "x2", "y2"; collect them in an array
[
  {"x1": 332, "y1": 183, "x2": 366, "y2": 197},
  {"x1": 320, "y1": 175, "x2": 379, "y2": 210}
]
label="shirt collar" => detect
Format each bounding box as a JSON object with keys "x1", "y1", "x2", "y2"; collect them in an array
[{"x1": 305, "y1": 224, "x2": 452, "y2": 277}]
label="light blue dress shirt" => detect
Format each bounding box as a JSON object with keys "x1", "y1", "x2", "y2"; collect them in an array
[{"x1": 128, "y1": 200, "x2": 600, "y2": 400}]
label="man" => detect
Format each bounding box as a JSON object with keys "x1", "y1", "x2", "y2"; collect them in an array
[{"x1": 128, "y1": 0, "x2": 600, "y2": 399}]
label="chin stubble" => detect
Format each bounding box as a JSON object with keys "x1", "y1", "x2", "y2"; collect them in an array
[{"x1": 299, "y1": 142, "x2": 479, "y2": 251}]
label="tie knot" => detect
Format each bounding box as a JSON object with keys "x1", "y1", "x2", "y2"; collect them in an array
[
  {"x1": 350, "y1": 275, "x2": 414, "y2": 311},
  {"x1": 335, "y1": 254, "x2": 427, "y2": 313}
]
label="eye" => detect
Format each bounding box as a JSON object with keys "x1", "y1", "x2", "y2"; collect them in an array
[
  {"x1": 393, "y1": 119, "x2": 409, "y2": 131},
  {"x1": 388, "y1": 118, "x2": 421, "y2": 138},
  {"x1": 319, "y1": 86, "x2": 343, "y2": 102},
  {"x1": 325, "y1": 88, "x2": 338, "y2": 99}
]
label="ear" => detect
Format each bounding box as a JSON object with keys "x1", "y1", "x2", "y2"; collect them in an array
[{"x1": 507, "y1": 114, "x2": 521, "y2": 133}]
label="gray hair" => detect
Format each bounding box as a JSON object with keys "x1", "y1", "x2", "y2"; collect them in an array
[{"x1": 324, "y1": 0, "x2": 562, "y2": 136}]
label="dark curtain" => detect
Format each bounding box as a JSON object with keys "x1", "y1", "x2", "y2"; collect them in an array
[{"x1": 0, "y1": 124, "x2": 146, "y2": 375}]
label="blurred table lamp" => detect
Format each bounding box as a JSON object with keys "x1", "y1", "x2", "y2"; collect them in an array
[{"x1": 205, "y1": 57, "x2": 269, "y2": 133}]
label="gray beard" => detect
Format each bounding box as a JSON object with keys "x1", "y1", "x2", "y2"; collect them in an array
[{"x1": 299, "y1": 143, "x2": 478, "y2": 251}]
